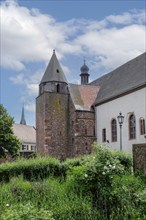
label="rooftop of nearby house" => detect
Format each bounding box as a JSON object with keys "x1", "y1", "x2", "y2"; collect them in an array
[
  {"x1": 91, "y1": 52, "x2": 146, "y2": 105},
  {"x1": 13, "y1": 123, "x2": 36, "y2": 144}
]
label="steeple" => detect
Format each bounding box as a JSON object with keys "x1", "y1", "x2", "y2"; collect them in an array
[
  {"x1": 20, "y1": 105, "x2": 26, "y2": 125},
  {"x1": 40, "y1": 50, "x2": 68, "y2": 84},
  {"x1": 80, "y1": 59, "x2": 90, "y2": 85}
]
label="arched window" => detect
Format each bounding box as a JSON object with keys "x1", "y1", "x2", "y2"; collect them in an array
[
  {"x1": 140, "y1": 118, "x2": 145, "y2": 135},
  {"x1": 129, "y1": 114, "x2": 136, "y2": 139},
  {"x1": 102, "y1": 128, "x2": 106, "y2": 142},
  {"x1": 111, "y1": 119, "x2": 117, "y2": 142}
]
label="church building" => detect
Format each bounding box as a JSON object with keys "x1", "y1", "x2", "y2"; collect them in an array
[
  {"x1": 36, "y1": 51, "x2": 146, "y2": 159},
  {"x1": 91, "y1": 52, "x2": 146, "y2": 152},
  {"x1": 13, "y1": 105, "x2": 36, "y2": 154}
]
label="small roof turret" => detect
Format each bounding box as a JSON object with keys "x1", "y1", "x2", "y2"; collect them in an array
[
  {"x1": 40, "y1": 50, "x2": 68, "y2": 84},
  {"x1": 80, "y1": 59, "x2": 90, "y2": 85},
  {"x1": 80, "y1": 59, "x2": 89, "y2": 74}
]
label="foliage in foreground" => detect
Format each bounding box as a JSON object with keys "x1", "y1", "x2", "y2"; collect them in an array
[
  {"x1": 66, "y1": 145, "x2": 146, "y2": 219},
  {"x1": 0, "y1": 144, "x2": 145, "y2": 219},
  {"x1": 0, "y1": 104, "x2": 20, "y2": 157},
  {"x1": 0, "y1": 144, "x2": 132, "y2": 182}
]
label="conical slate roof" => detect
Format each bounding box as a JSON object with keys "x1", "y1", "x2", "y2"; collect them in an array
[{"x1": 41, "y1": 50, "x2": 68, "y2": 84}]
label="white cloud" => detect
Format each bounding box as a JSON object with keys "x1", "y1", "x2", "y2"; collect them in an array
[
  {"x1": 106, "y1": 9, "x2": 146, "y2": 25},
  {"x1": 1, "y1": 0, "x2": 146, "y2": 113},
  {"x1": 26, "y1": 84, "x2": 38, "y2": 96},
  {"x1": 74, "y1": 24, "x2": 145, "y2": 70},
  {"x1": 25, "y1": 102, "x2": 35, "y2": 112},
  {"x1": 1, "y1": 0, "x2": 145, "y2": 72},
  {"x1": 1, "y1": 0, "x2": 70, "y2": 70},
  {"x1": 10, "y1": 73, "x2": 27, "y2": 84}
]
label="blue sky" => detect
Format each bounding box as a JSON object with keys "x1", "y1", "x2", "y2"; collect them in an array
[{"x1": 0, "y1": 0, "x2": 146, "y2": 126}]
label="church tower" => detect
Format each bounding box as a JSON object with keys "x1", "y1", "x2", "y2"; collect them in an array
[
  {"x1": 20, "y1": 105, "x2": 26, "y2": 125},
  {"x1": 36, "y1": 50, "x2": 70, "y2": 158},
  {"x1": 80, "y1": 59, "x2": 90, "y2": 84}
]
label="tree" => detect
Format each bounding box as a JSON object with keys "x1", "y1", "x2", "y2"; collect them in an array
[{"x1": 0, "y1": 104, "x2": 20, "y2": 157}]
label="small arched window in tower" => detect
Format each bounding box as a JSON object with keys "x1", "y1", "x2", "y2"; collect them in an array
[
  {"x1": 129, "y1": 114, "x2": 136, "y2": 139},
  {"x1": 57, "y1": 84, "x2": 60, "y2": 93},
  {"x1": 140, "y1": 117, "x2": 145, "y2": 135}
]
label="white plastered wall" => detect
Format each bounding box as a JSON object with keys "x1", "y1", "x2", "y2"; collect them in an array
[{"x1": 95, "y1": 87, "x2": 146, "y2": 153}]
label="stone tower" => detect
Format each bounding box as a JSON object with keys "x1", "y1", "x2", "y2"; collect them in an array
[
  {"x1": 80, "y1": 59, "x2": 90, "y2": 84},
  {"x1": 36, "y1": 50, "x2": 70, "y2": 158}
]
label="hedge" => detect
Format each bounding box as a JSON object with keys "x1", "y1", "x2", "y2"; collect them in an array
[{"x1": 0, "y1": 157, "x2": 66, "y2": 182}]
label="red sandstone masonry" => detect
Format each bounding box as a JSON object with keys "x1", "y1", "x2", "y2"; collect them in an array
[{"x1": 36, "y1": 91, "x2": 96, "y2": 159}]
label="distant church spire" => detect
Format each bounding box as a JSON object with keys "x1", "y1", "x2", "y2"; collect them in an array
[
  {"x1": 20, "y1": 105, "x2": 26, "y2": 125},
  {"x1": 80, "y1": 58, "x2": 90, "y2": 85}
]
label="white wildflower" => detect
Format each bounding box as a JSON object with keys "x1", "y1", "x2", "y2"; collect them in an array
[
  {"x1": 6, "y1": 204, "x2": 10, "y2": 207},
  {"x1": 112, "y1": 165, "x2": 116, "y2": 169},
  {"x1": 84, "y1": 174, "x2": 88, "y2": 178},
  {"x1": 102, "y1": 172, "x2": 106, "y2": 175}
]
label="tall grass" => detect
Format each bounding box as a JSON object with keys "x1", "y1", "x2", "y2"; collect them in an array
[{"x1": 0, "y1": 176, "x2": 97, "y2": 220}]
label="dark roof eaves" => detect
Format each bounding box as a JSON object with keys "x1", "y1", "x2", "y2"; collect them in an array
[
  {"x1": 95, "y1": 83, "x2": 146, "y2": 107},
  {"x1": 75, "y1": 109, "x2": 94, "y2": 113}
]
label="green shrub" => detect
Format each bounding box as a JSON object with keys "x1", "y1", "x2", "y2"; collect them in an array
[
  {"x1": 66, "y1": 144, "x2": 146, "y2": 219},
  {"x1": 63, "y1": 154, "x2": 90, "y2": 168},
  {"x1": 0, "y1": 157, "x2": 65, "y2": 182},
  {"x1": 135, "y1": 169, "x2": 146, "y2": 184},
  {"x1": 111, "y1": 150, "x2": 132, "y2": 171},
  {"x1": 67, "y1": 145, "x2": 126, "y2": 194}
]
